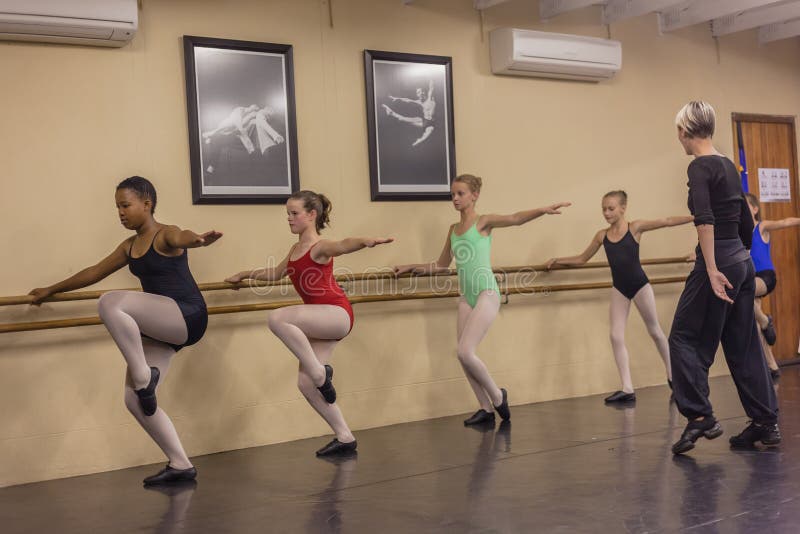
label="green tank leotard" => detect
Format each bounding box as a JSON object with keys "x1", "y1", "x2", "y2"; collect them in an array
[{"x1": 450, "y1": 222, "x2": 500, "y2": 308}]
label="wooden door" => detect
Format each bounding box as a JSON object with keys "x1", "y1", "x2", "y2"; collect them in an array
[{"x1": 733, "y1": 113, "x2": 800, "y2": 364}]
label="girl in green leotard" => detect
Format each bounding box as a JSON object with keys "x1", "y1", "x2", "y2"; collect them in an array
[{"x1": 395, "y1": 174, "x2": 570, "y2": 426}]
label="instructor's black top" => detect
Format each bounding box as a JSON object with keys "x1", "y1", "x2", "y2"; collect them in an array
[{"x1": 687, "y1": 155, "x2": 752, "y2": 269}]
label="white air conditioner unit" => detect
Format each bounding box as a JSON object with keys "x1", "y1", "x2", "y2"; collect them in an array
[
  {"x1": 0, "y1": 0, "x2": 137, "y2": 48},
  {"x1": 489, "y1": 28, "x2": 621, "y2": 82}
]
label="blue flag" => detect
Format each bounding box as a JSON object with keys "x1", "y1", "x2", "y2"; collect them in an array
[{"x1": 736, "y1": 121, "x2": 749, "y2": 193}]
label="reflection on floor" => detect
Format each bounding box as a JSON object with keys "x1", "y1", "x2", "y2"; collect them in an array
[{"x1": 2, "y1": 369, "x2": 799, "y2": 533}]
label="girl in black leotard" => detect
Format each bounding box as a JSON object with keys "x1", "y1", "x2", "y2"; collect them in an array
[
  {"x1": 29, "y1": 176, "x2": 221, "y2": 485},
  {"x1": 545, "y1": 191, "x2": 692, "y2": 404}
]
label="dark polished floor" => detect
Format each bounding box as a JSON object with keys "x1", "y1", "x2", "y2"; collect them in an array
[{"x1": 2, "y1": 369, "x2": 800, "y2": 533}]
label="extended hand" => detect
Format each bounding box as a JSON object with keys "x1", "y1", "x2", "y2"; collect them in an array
[
  {"x1": 544, "y1": 202, "x2": 572, "y2": 215},
  {"x1": 544, "y1": 258, "x2": 558, "y2": 271},
  {"x1": 365, "y1": 237, "x2": 394, "y2": 248},
  {"x1": 198, "y1": 230, "x2": 223, "y2": 247}
]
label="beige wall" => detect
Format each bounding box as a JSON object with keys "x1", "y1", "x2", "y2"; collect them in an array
[{"x1": 1, "y1": 0, "x2": 798, "y2": 487}]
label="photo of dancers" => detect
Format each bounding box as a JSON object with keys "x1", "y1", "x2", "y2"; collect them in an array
[
  {"x1": 382, "y1": 79, "x2": 436, "y2": 147},
  {"x1": 202, "y1": 104, "x2": 285, "y2": 175},
  {"x1": 365, "y1": 50, "x2": 456, "y2": 200},
  {"x1": 184, "y1": 36, "x2": 299, "y2": 203}
]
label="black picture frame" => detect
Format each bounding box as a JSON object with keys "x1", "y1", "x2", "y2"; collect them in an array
[
  {"x1": 183, "y1": 35, "x2": 300, "y2": 204},
  {"x1": 364, "y1": 50, "x2": 456, "y2": 201}
]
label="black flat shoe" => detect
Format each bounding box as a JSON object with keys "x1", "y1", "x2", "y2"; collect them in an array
[
  {"x1": 317, "y1": 364, "x2": 336, "y2": 404},
  {"x1": 143, "y1": 464, "x2": 197, "y2": 486},
  {"x1": 672, "y1": 417, "x2": 723, "y2": 455},
  {"x1": 315, "y1": 439, "x2": 357, "y2": 457},
  {"x1": 493, "y1": 388, "x2": 511, "y2": 421},
  {"x1": 730, "y1": 421, "x2": 781, "y2": 448},
  {"x1": 463, "y1": 409, "x2": 495, "y2": 426},
  {"x1": 136, "y1": 366, "x2": 160, "y2": 416},
  {"x1": 604, "y1": 390, "x2": 636, "y2": 404},
  {"x1": 762, "y1": 316, "x2": 777, "y2": 346}
]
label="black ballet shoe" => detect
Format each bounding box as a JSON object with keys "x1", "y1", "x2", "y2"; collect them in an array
[
  {"x1": 143, "y1": 464, "x2": 197, "y2": 486},
  {"x1": 604, "y1": 390, "x2": 636, "y2": 404},
  {"x1": 463, "y1": 409, "x2": 495, "y2": 426},
  {"x1": 317, "y1": 364, "x2": 336, "y2": 404},
  {"x1": 493, "y1": 388, "x2": 511, "y2": 421},
  {"x1": 135, "y1": 366, "x2": 160, "y2": 417},
  {"x1": 762, "y1": 316, "x2": 777, "y2": 346},
  {"x1": 671, "y1": 417, "x2": 723, "y2": 455},
  {"x1": 315, "y1": 438, "x2": 357, "y2": 457}
]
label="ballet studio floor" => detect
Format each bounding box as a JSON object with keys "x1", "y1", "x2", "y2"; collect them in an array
[{"x1": 2, "y1": 368, "x2": 799, "y2": 534}]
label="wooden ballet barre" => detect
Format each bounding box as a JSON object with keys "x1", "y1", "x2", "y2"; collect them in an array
[
  {"x1": 0, "y1": 256, "x2": 690, "y2": 307},
  {"x1": 0, "y1": 275, "x2": 688, "y2": 334}
]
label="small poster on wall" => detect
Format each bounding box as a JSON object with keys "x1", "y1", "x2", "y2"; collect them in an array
[{"x1": 758, "y1": 168, "x2": 792, "y2": 203}]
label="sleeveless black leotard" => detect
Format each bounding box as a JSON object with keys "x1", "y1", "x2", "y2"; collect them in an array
[
  {"x1": 603, "y1": 228, "x2": 649, "y2": 300},
  {"x1": 128, "y1": 230, "x2": 207, "y2": 352}
]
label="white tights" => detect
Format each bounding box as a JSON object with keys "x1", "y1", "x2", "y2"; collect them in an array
[
  {"x1": 457, "y1": 291, "x2": 503, "y2": 412},
  {"x1": 97, "y1": 291, "x2": 192, "y2": 470},
  {"x1": 609, "y1": 285, "x2": 671, "y2": 393},
  {"x1": 268, "y1": 305, "x2": 355, "y2": 443}
]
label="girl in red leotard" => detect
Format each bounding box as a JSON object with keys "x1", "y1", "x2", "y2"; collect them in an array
[{"x1": 226, "y1": 190, "x2": 392, "y2": 457}]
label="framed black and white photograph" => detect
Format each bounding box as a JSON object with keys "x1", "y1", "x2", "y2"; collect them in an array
[
  {"x1": 364, "y1": 50, "x2": 456, "y2": 201},
  {"x1": 183, "y1": 36, "x2": 299, "y2": 204}
]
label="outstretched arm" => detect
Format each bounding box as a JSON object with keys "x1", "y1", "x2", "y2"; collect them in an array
[
  {"x1": 389, "y1": 96, "x2": 421, "y2": 106},
  {"x1": 28, "y1": 241, "x2": 130, "y2": 304},
  {"x1": 162, "y1": 225, "x2": 223, "y2": 250},
  {"x1": 480, "y1": 202, "x2": 572, "y2": 231},
  {"x1": 225, "y1": 252, "x2": 291, "y2": 287},
  {"x1": 760, "y1": 217, "x2": 800, "y2": 233},
  {"x1": 394, "y1": 225, "x2": 454, "y2": 276},
  {"x1": 545, "y1": 230, "x2": 604, "y2": 270},
  {"x1": 630, "y1": 215, "x2": 694, "y2": 236},
  {"x1": 315, "y1": 236, "x2": 394, "y2": 262}
]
